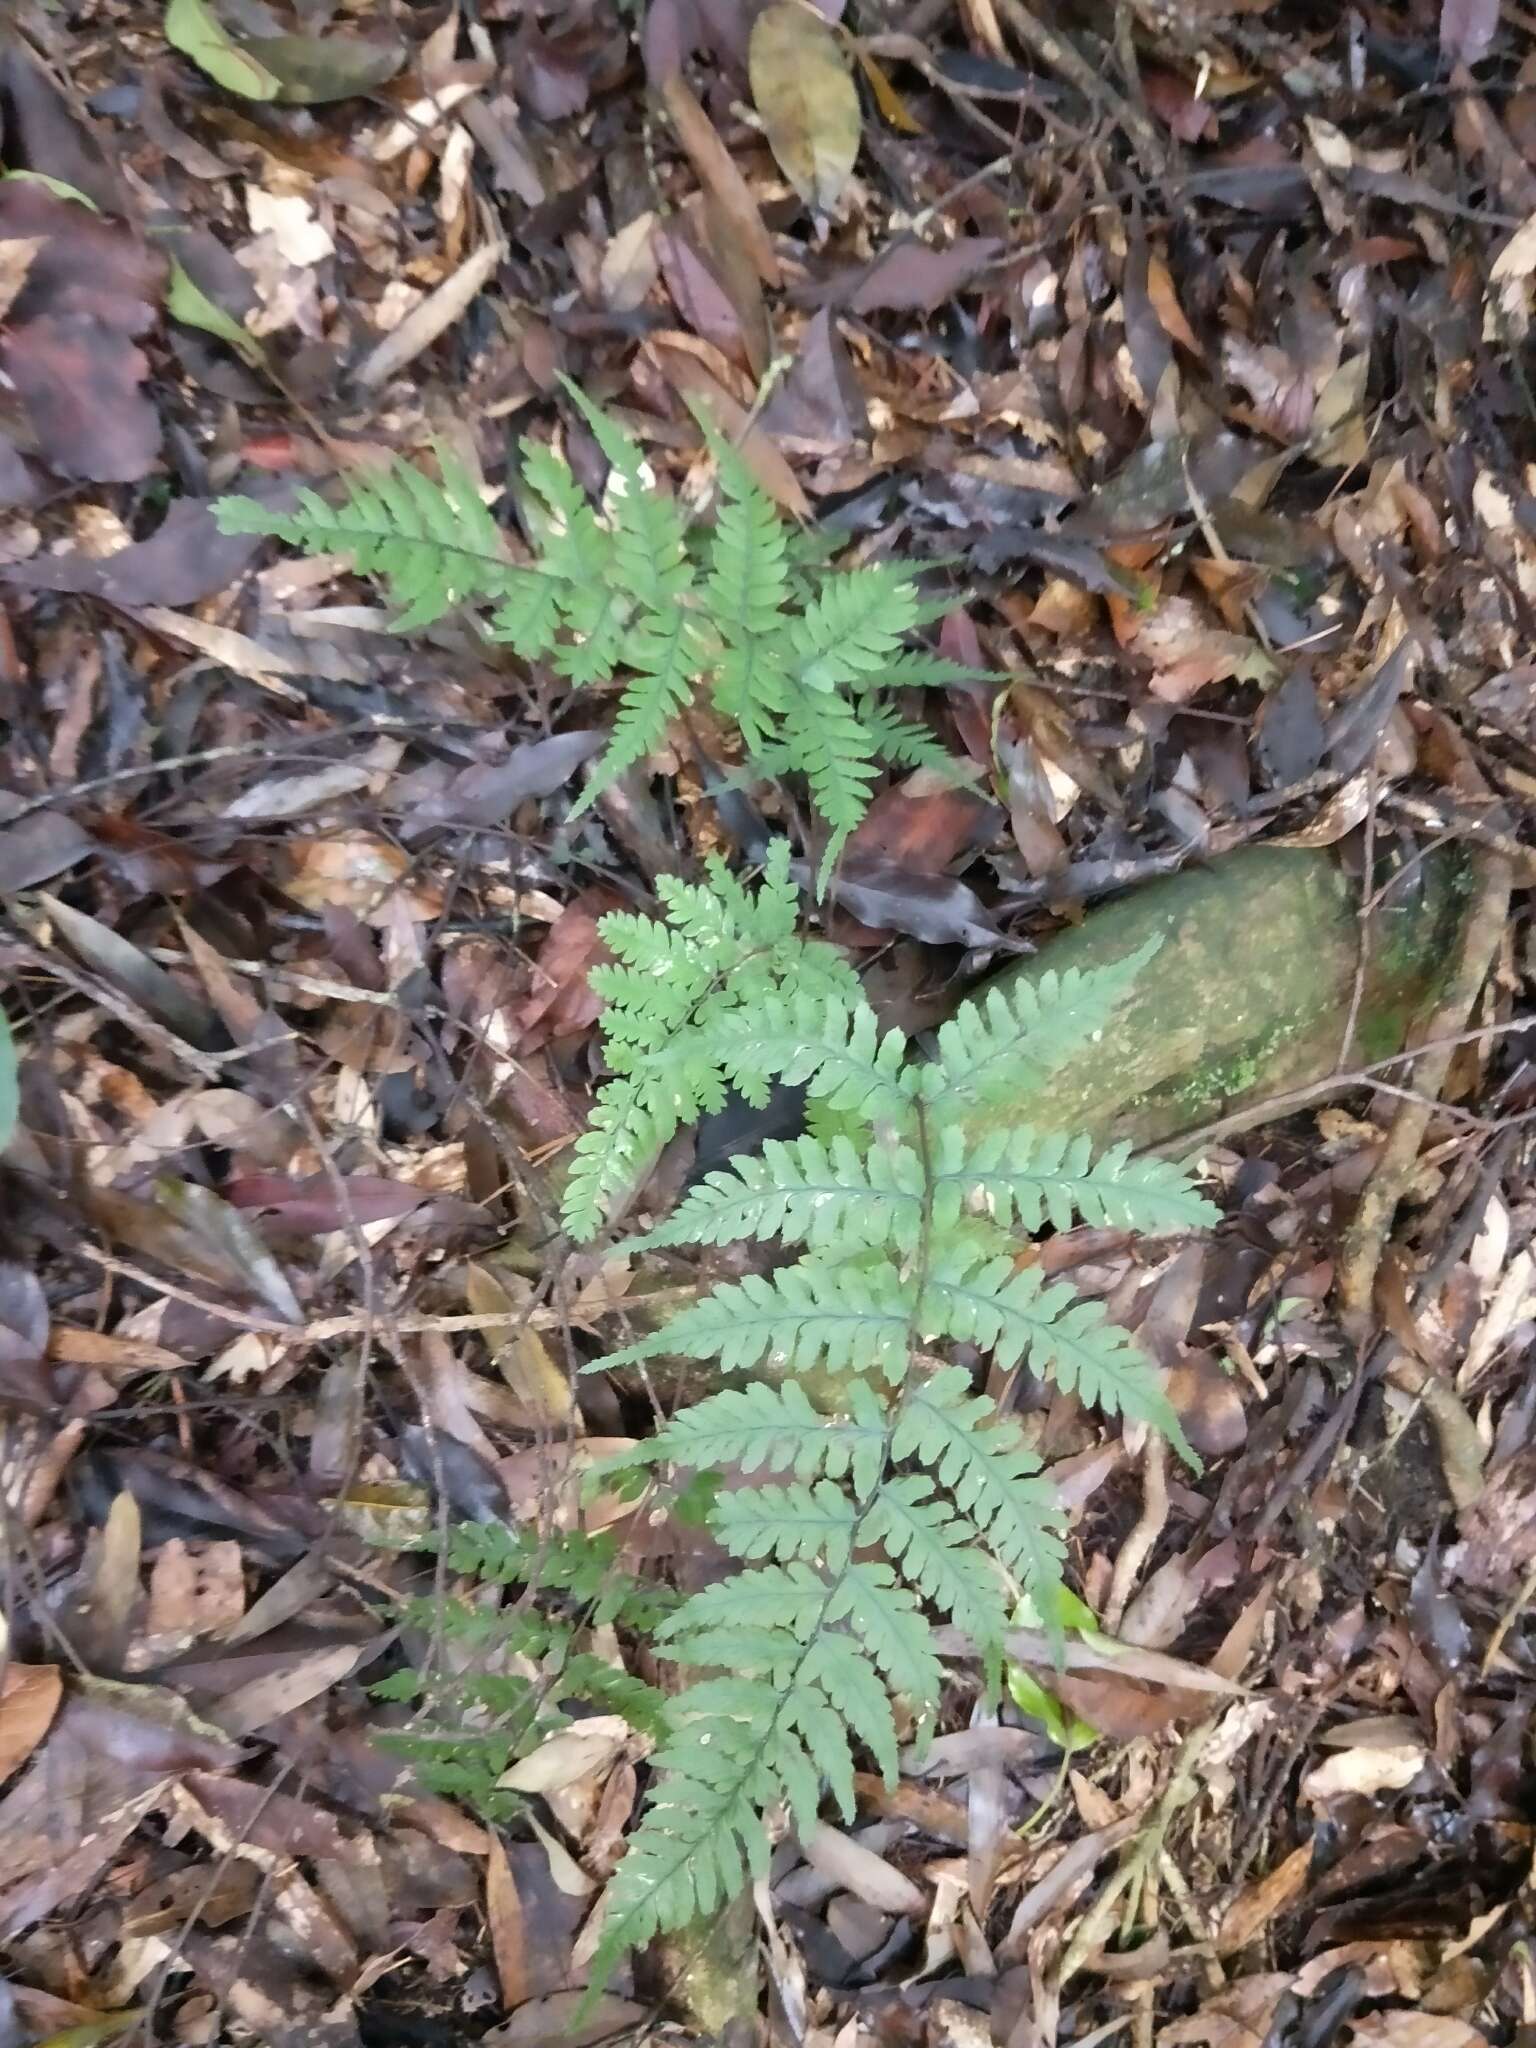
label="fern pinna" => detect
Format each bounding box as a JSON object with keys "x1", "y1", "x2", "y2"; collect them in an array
[
  {"x1": 569, "y1": 862, "x2": 1219, "y2": 1992},
  {"x1": 215, "y1": 385, "x2": 974, "y2": 886}
]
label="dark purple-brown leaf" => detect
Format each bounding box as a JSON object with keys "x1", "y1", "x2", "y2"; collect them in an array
[
  {"x1": 2, "y1": 314, "x2": 160, "y2": 482},
  {"x1": 2, "y1": 498, "x2": 267, "y2": 606}
]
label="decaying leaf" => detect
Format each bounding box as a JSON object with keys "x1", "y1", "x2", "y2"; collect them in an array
[{"x1": 749, "y1": 2, "x2": 861, "y2": 215}]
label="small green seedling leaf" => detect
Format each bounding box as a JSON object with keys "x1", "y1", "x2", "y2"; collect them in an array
[
  {"x1": 165, "y1": 0, "x2": 281, "y2": 99},
  {"x1": 1006, "y1": 1664, "x2": 1096, "y2": 1754},
  {"x1": 164, "y1": 259, "x2": 267, "y2": 370}
]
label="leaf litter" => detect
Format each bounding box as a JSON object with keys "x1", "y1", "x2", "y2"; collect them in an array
[{"x1": 3, "y1": 0, "x2": 1536, "y2": 2038}]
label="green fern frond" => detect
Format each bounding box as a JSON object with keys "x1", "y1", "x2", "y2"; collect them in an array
[
  {"x1": 639, "y1": 1377, "x2": 887, "y2": 1490},
  {"x1": 370, "y1": 1523, "x2": 671, "y2": 1824},
  {"x1": 588, "y1": 606, "x2": 700, "y2": 794},
  {"x1": 840, "y1": 1561, "x2": 943, "y2": 1719},
  {"x1": 219, "y1": 387, "x2": 974, "y2": 877},
  {"x1": 559, "y1": 844, "x2": 859, "y2": 1240},
  {"x1": 920, "y1": 1240, "x2": 1186, "y2": 1447},
  {"x1": 857, "y1": 649, "x2": 991, "y2": 692},
  {"x1": 712, "y1": 1480, "x2": 857, "y2": 1565},
  {"x1": 713, "y1": 992, "x2": 911, "y2": 1124},
  {"x1": 894, "y1": 1367, "x2": 1065, "y2": 1600},
  {"x1": 216, "y1": 450, "x2": 516, "y2": 630},
  {"x1": 657, "y1": 1561, "x2": 830, "y2": 1647},
  {"x1": 781, "y1": 688, "x2": 881, "y2": 889},
  {"x1": 585, "y1": 1688, "x2": 779, "y2": 1982},
  {"x1": 590, "y1": 1257, "x2": 914, "y2": 1381},
  {"x1": 857, "y1": 699, "x2": 959, "y2": 772},
  {"x1": 706, "y1": 439, "x2": 792, "y2": 657},
  {"x1": 789, "y1": 566, "x2": 921, "y2": 691},
  {"x1": 631, "y1": 1133, "x2": 924, "y2": 1253},
  {"x1": 916, "y1": 938, "x2": 1161, "y2": 1115},
  {"x1": 866, "y1": 1475, "x2": 1010, "y2": 1662},
  {"x1": 932, "y1": 1124, "x2": 1221, "y2": 1235}
]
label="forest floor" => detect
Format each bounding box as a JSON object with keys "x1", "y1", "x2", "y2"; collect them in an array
[{"x1": 3, "y1": 0, "x2": 1536, "y2": 2042}]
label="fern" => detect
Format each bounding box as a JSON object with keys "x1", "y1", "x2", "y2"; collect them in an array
[
  {"x1": 562, "y1": 892, "x2": 1219, "y2": 1994},
  {"x1": 215, "y1": 449, "x2": 518, "y2": 632},
  {"x1": 559, "y1": 840, "x2": 859, "y2": 1241},
  {"x1": 214, "y1": 384, "x2": 978, "y2": 879},
  {"x1": 371, "y1": 1524, "x2": 672, "y2": 1823}
]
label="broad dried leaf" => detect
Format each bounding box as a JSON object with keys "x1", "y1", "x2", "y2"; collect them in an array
[
  {"x1": 828, "y1": 854, "x2": 1009, "y2": 948},
  {"x1": 242, "y1": 29, "x2": 405, "y2": 103},
  {"x1": 750, "y1": 2, "x2": 861, "y2": 214},
  {"x1": 2, "y1": 316, "x2": 159, "y2": 483},
  {"x1": 802, "y1": 1822, "x2": 927, "y2": 1914},
  {"x1": 86, "y1": 1182, "x2": 302, "y2": 1324},
  {"x1": 660, "y1": 75, "x2": 782, "y2": 285},
  {"x1": 486, "y1": 1834, "x2": 530, "y2": 2010},
  {"x1": 499, "y1": 1718, "x2": 632, "y2": 1796},
  {"x1": 1348, "y1": 2022, "x2": 1488, "y2": 2048},
  {"x1": 465, "y1": 1262, "x2": 574, "y2": 1426},
  {"x1": 282, "y1": 832, "x2": 443, "y2": 922},
  {"x1": 0, "y1": 43, "x2": 132, "y2": 215},
  {"x1": 0, "y1": 811, "x2": 94, "y2": 894},
  {"x1": 2, "y1": 496, "x2": 268, "y2": 606},
  {"x1": 1215, "y1": 1842, "x2": 1311, "y2": 1953},
  {"x1": 0, "y1": 239, "x2": 43, "y2": 325},
  {"x1": 846, "y1": 235, "x2": 1001, "y2": 313},
  {"x1": 40, "y1": 894, "x2": 217, "y2": 1047}
]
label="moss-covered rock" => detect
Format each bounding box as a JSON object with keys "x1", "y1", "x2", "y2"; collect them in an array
[{"x1": 971, "y1": 844, "x2": 1470, "y2": 1148}]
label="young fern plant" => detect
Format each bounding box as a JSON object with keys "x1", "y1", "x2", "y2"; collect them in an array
[
  {"x1": 572, "y1": 858, "x2": 1220, "y2": 1993},
  {"x1": 214, "y1": 384, "x2": 974, "y2": 885},
  {"x1": 372, "y1": 1523, "x2": 674, "y2": 1823}
]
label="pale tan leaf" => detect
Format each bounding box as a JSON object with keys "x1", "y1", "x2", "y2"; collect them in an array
[
  {"x1": 355, "y1": 235, "x2": 506, "y2": 388},
  {"x1": 0, "y1": 240, "x2": 44, "y2": 326},
  {"x1": 466, "y1": 1264, "x2": 574, "y2": 1426},
  {"x1": 1491, "y1": 210, "x2": 1536, "y2": 283},
  {"x1": 599, "y1": 212, "x2": 659, "y2": 313},
  {"x1": 1346, "y1": 2018, "x2": 1488, "y2": 2048},
  {"x1": 499, "y1": 1718, "x2": 632, "y2": 1797},
  {"x1": 749, "y1": 3, "x2": 861, "y2": 215},
  {"x1": 486, "y1": 1833, "x2": 529, "y2": 2010},
  {"x1": 801, "y1": 1821, "x2": 927, "y2": 1915},
  {"x1": 1301, "y1": 1740, "x2": 1427, "y2": 1802}
]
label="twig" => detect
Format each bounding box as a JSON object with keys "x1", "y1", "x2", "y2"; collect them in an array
[
  {"x1": 71, "y1": 1244, "x2": 694, "y2": 1345},
  {"x1": 990, "y1": 0, "x2": 1170, "y2": 178},
  {"x1": 1335, "y1": 848, "x2": 1513, "y2": 1339},
  {"x1": 1103, "y1": 1433, "x2": 1167, "y2": 1633},
  {"x1": 1337, "y1": 767, "x2": 1380, "y2": 1070},
  {"x1": 1482, "y1": 1557, "x2": 1536, "y2": 1676},
  {"x1": 1381, "y1": 789, "x2": 1536, "y2": 879},
  {"x1": 1380, "y1": 1351, "x2": 1486, "y2": 1508}
]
